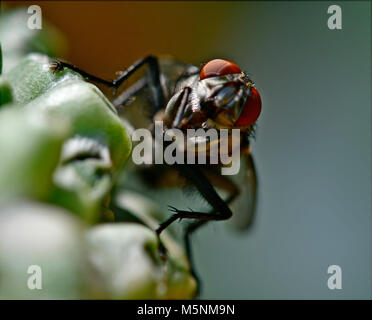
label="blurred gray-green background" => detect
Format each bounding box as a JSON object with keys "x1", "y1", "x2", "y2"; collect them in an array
[
  {"x1": 4, "y1": 1, "x2": 371, "y2": 299},
  {"x1": 195, "y1": 1, "x2": 371, "y2": 299}
]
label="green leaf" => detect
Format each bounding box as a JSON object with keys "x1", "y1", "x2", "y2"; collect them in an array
[
  {"x1": 0, "y1": 201, "x2": 85, "y2": 299},
  {"x1": 0, "y1": 54, "x2": 132, "y2": 222},
  {"x1": 85, "y1": 223, "x2": 197, "y2": 299},
  {"x1": 0, "y1": 107, "x2": 70, "y2": 204}
]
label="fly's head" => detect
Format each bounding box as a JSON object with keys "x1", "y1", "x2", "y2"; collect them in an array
[{"x1": 196, "y1": 59, "x2": 262, "y2": 131}]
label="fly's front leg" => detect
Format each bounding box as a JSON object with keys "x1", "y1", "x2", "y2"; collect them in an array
[
  {"x1": 161, "y1": 86, "x2": 192, "y2": 128},
  {"x1": 49, "y1": 55, "x2": 165, "y2": 115},
  {"x1": 49, "y1": 59, "x2": 115, "y2": 88}
]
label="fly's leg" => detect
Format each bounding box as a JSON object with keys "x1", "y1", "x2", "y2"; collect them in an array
[
  {"x1": 49, "y1": 60, "x2": 115, "y2": 87},
  {"x1": 183, "y1": 177, "x2": 240, "y2": 297},
  {"x1": 156, "y1": 192, "x2": 232, "y2": 234},
  {"x1": 155, "y1": 165, "x2": 236, "y2": 281},
  {"x1": 50, "y1": 55, "x2": 165, "y2": 115},
  {"x1": 112, "y1": 55, "x2": 165, "y2": 114},
  {"x1": 171, "y1": 87, "x2": 192, "y2": 127},
  {"x1": 156, "y1": 164, "x2": 235, "y2": 237},
  {"x1": 112, "y1": 77, "x2": 147, "y2": 109},
  {"x1": 184, "y1": 220, "x2": 206, "y2": 297}
]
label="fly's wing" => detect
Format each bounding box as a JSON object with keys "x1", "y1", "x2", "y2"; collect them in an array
[{"x1": 227, "y1": 152, "x2": 258, "y2": 231}]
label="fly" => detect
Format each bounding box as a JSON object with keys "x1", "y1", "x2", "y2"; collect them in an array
[{"x1": 50, "y1": 56, "x2": 262, "y2": 295}]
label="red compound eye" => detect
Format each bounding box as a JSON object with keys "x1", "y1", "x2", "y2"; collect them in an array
[
  {"x1": 235, "y1": 87, "x2": 262, "y2": 127},
  {"x1": 200, "y1": 59, "x2": 242, "y2": 80}
]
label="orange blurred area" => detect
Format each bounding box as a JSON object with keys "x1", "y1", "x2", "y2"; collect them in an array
[{"x1": 4, "y1": 1, "x2": 240, "y2": 78}]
